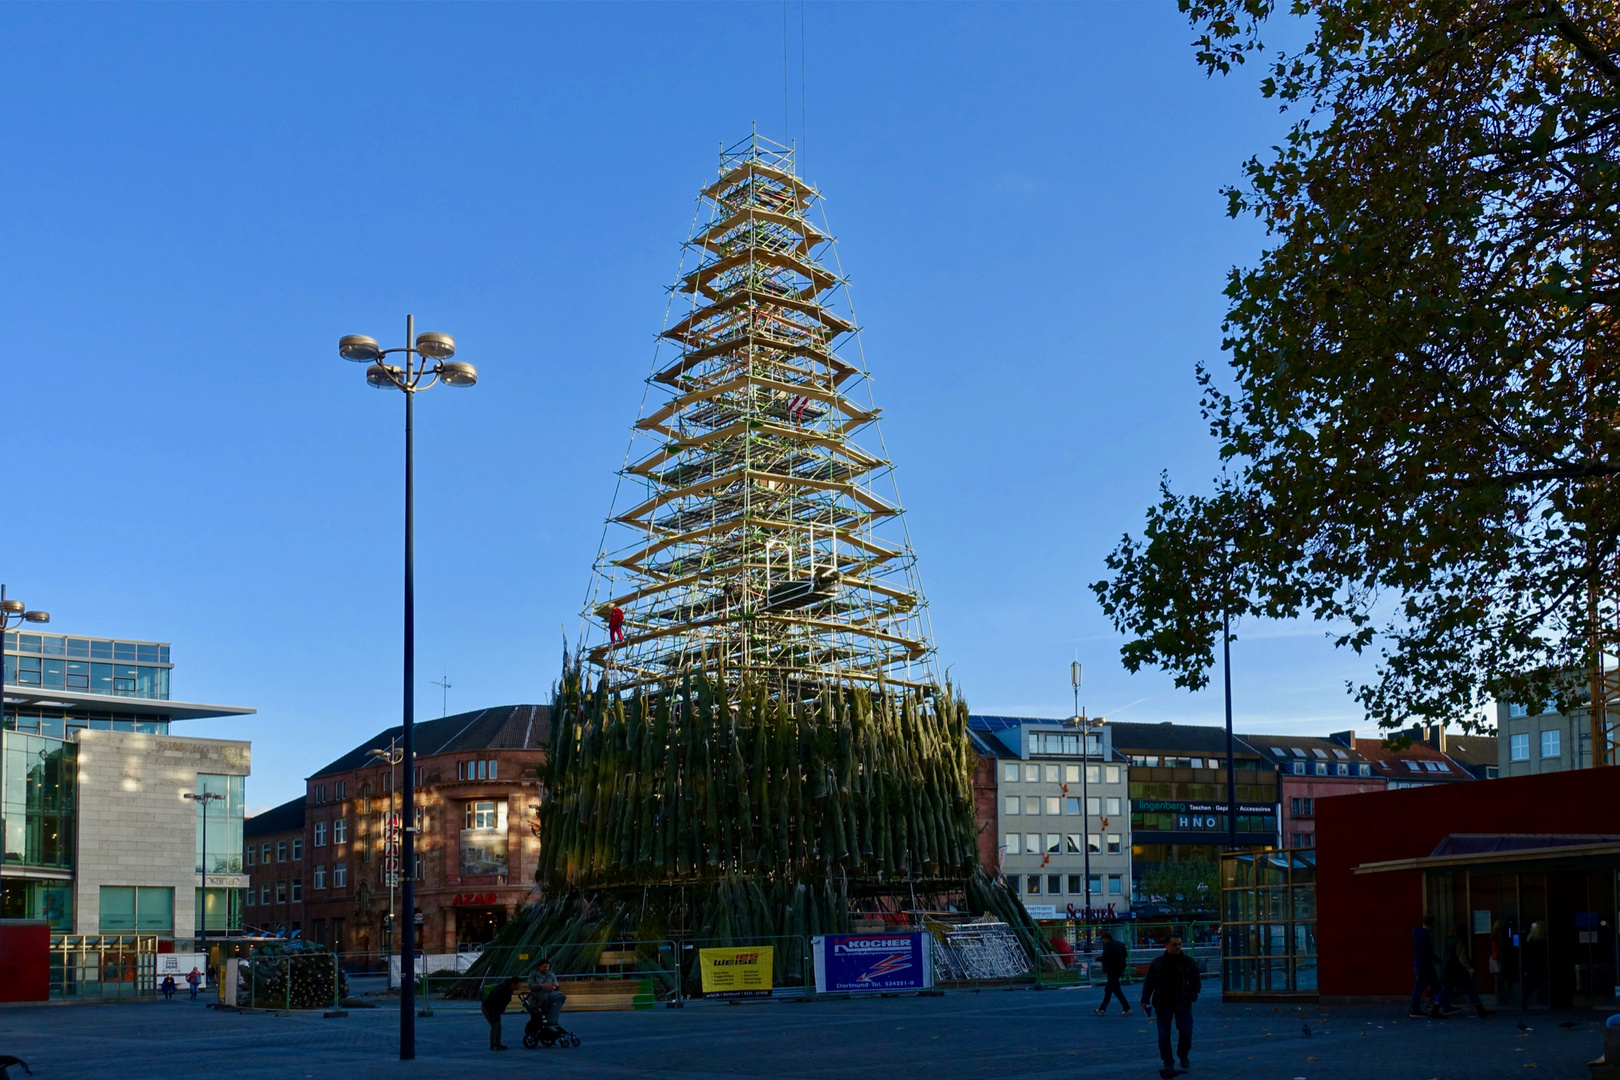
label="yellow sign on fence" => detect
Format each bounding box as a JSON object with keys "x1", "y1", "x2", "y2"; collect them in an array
[{"x1": 698, "y1": 946, "x2": 774, "y2": 997}]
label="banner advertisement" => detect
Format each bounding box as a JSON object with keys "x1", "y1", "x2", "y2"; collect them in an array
[
  {"x1": 812, "y1": 932, "x2": 933, "y2": 993},
  {"x1": 698, "y1": 946, "x2": 774, "y2": 997}
]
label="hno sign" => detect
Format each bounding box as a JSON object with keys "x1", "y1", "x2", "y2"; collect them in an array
[{"x1": 452, "y1": 892, "x2": 498, "y2": 906}]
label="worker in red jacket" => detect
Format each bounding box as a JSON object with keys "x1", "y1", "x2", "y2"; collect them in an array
[{"x1": 608, "y1": 606, "x2": 625, "y2": 642}]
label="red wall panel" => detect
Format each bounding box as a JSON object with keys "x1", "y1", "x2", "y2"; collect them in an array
[{"x1": 0, "y1": 921, "x2": 50, "y2": 1002}]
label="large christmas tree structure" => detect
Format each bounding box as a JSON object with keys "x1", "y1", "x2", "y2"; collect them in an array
[{"x1": 481, "y1": 135, "x2": 1037, "y2": 983}]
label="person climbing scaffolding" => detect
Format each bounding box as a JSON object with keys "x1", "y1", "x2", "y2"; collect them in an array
[{"x1": 608, "y1": 605, "x2": 625, "y2": 642}]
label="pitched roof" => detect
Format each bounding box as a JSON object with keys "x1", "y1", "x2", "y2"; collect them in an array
[
  {"x1": 245, "y1": 795, "x2": 306, "y2": 838},
  {"x1": 1441, "y1": 734, "x2": 1498, "y2": 768},
  {"x1": 1238, "y1": 733, "x2": 1370, "y2": 764},
  {"x1": 1108, "y1": 720, "x2": 1262, "y2": 757},
  {"x1": 308, "y1": 704, "x2": 550, "y2": 780},
  {"x1": 1354, "y1": 737, "x2": 1473, "y2": 782}
]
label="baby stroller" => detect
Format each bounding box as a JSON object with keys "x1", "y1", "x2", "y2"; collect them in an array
[{"x1": 518, "y1": 990, "x2": 581, "y2": 1049}]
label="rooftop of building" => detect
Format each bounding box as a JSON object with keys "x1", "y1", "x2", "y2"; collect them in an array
[
  {"x1": 245, "y1": 795, "x2": 306, "y2": 838},
  {"x1": 1108, "y1": 720, "x2": 1262, "y2": 757},
  {"x1": 308, "y1": 704, "x2": 550, "y2": 779},
  {"x1": 1239, "y1": 732, "x2": 1370, "y2": 764},
  {"x1": 1353, "y1": 736, "x2": 1473, "y2": 781},
  {"x1": 1438, "y1": 732, "x2": 1498, "y2": 768}
]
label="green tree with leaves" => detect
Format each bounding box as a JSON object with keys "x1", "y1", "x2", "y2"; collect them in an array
[
  {"x1": 1095, "y1": 0, "x2": 1620, "y2": 730},
  {"x1": 1140, "y1": 859, "x2": 1220, "y2": 920}
]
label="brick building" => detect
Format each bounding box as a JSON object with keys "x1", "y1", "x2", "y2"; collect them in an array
[
  {"x1": 244, "y1": 795, "x2": 306, "y2": 935},
  {"x1": 1239, "y1": 733, "x2": 1382, "y2": 850},
  {"x1": 300, "y1": 704, "x2": 548, "y2": 955}
]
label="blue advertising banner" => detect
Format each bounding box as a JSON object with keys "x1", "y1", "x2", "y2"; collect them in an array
[{"x1": 812, "y1": 932, "x2": 933, "y2": 993}]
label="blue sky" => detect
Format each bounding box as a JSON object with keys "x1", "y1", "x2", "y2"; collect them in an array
[{"x1": 0, "y1": 2, "x2": 1383, "y2": 812}]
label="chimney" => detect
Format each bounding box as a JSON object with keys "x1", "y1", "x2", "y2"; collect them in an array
[
  {"x1": 1423, "y1": 723, "x2": 1447, "y2": 752},
  {"x1": 1329, "y1": 730, "x2": 1356, "y2": 749}
]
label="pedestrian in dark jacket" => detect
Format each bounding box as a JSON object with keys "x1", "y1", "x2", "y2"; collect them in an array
[
  {"x1": 160, "y1": 975, "x2": 176, "y2": 1001},
  {"x1": 1094, "y1": 931, "x2": 1131, "y2": 1015},
  {"x1": 1443, "y1": 922, "x2": 1493, "y2": 1018},
  {"x1": 1140, "y1": 936, "x2": 1200, "y2": 1076},
  {"x1": 481, "y1": 976, "x2": 522, "y2": 1051},
  {"x1": 1409, "y1": 914, "x2": 1452, "y2": 1018}
]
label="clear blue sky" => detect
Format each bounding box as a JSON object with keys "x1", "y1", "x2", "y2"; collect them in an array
[{"x1": 0, "y1": 2, "x2": 1380, "y2": 812}]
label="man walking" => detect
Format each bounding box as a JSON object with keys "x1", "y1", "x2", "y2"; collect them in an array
[
  {"x1": 1094, "y1": 930, "x2": 1131, "y2": 1015},
  {"x1": 480, "y1": 976, "x2": 522, "y2": 1051},
  {"x1": 527, "y1": 959, "x2": 567, "y2": 1026},
  {"x1": 1409, "y1": 914, "x2": 1453, "y2": 1018},
  {"x1": 1140, "y1": 935, "x2": 1200, "y2": 1078}
]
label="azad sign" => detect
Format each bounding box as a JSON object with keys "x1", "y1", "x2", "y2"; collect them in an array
[
  {"x1": 812, "y1": 933, "x2": 933, "y2": 994},
  {"x1": 451, "y1": 892, "x2": 498, "y2": 906}
]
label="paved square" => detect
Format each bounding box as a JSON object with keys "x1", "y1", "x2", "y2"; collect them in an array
[{"x1": 0, "y1": 989, "x2": 1604, "y2": 1079}]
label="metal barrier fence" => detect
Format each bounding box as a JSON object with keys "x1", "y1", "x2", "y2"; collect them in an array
[{"x1": 1032, "y1": 921, "x2": 1223, "y2": 990}]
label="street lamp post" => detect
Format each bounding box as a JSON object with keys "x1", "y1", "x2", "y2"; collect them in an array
[
  {"x1": 339, "y1": 316, "x2": 477, "y2": 1061},
  {"x1": 1067, "y1": 661, "x2": 1101, "y2": 946},
  {"x1": 185, "y1": 790, "x2": 224, "y2": 971},
  {"x1": 368, "y1": 739, "x2": 403, "y2": 988},
  {"x1": 1, "y1": 585, "x2": 52, "y2": 731}
]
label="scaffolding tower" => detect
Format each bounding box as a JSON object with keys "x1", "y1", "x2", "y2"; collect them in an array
[{"x1": 581, "y1": 134, "x2": 935, "y2": 696}]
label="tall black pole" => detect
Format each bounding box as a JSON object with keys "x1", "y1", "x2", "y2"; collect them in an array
[
  {"x1": 1223, "y1": 608, "x2": 1237, "y2": 852},
  {"x1": 400, "y1": 314, "x2": 417, "y2": 1060},
  {"x1": 199, "y1": 797, "x2": 208, "y2": 963}
]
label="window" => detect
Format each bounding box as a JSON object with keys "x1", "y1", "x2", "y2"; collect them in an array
[
  {"x1": 1046, "y1": 834, "x2": 1061, "y2": 854},
  {"x1": 1291, "y1": 797, "x2": 1314, "y2": 816},
  {"x1": 1311, "y1": 762, "x2": 1327, "y2": 776},
  {"x1": 1188, "y1": 758, "x2": 1203, "y2": 769},
  {"x1": 1291, "y1": 761, "x2": 1305, "y2": 775},
  {"x1": 336, "y1": 780, "x2": 347, "y2": 801},
  {"x1": 1106, "y1": 834, "x2": 1121, "y2": 854},
  {"x1": 1004, "y1": 834, "x2": 1021, "y2": 855},
  {"x1": 1025, "y1": 833, "x2": 1039, "y2": 855},
  {"x1": 1105, "y1": 797, "x2": 1121, "y2": 816},
  {"x1": 1023, "y1": 764, "x2": 1039, "y2": 782},
  {"x1": 1292, "y1": 832, "x2": 1312, "y2": 848},
  {"x1": 1047, "y1": 874, "x2": 1063, "y2": 895},
  {"x1": 1085, "y1": 765, "x2": 1100, "y2": 784},
  {"x1": 98, "y1": 886, "x2": 173, "y2": 932},
  {"x1": 1064, "y1": 833, "x2": 1082, "y2": 854},
  {"x1": 291, "y1": 879, "x2": 302, "y2": 903},
  {"x1": 314, "y1": 821, "x2": 327, "y2": 846},
  {"x1": 1358, "y1": 764, "x2": 1372, "y2": 776},
  {"x1": 314, "y1": 865, "x2": 326, "y2": 890},
  {"x1": 276, "y1": 882, "x2": 287, "y2": 904},
  {"x1": 1068, "y1": 874, "x2": 1083, "y2": 894},
  {"x1": 1510, "y1": 733, "x2": 1530, "y2": 761},
  {"x1": 1064, "y1": 764, "x2": 1079, "y2": 783},
  {"x1": 1085, "y1": 796, "x2": 1100, "y2": 815},
  {"x1": 1003, "y1": 763, "x2": 1019, "y2": 783},
  {"x1": 1508, "y1": 703, "x2": 1528, "y2": 718},
  {"x1": 1064, "y1": 797, "x2": 1081, "y2": 814},
  {"x1": 291, "y1": 839, "x2": 303, "y2": 861},
  {"x1": 245, "y1": 887, "x2": 254, "y2": 907},
  {"x1": 1043, "y1": 796, "x2": 1061, "y2": 816},
  {"x1": 1335, "y1": 763, "x2": 1349, "y2": 776},
  {"x1": 1026, "y1": 876, "x2": 1041, "y2": 895},
  {"x1": 1105, "y1": 766, "x2": 1120, "y2": 784},
  {"x1": 466, "y1": 801, "x2": 497, "y2": 830},
  {"x1": 1089, "y1": 875, "x2": 1103, "y2": 894},
  {"x1": 1107, "y1": 875, "x2": 1123, "y2": 895},
  {"x1": 245, "y1": 846, "x2": 256, "y2": 867},
  {"x1": 458, "y1": 760, "x2": 465, "y2": 780},
  {"x1": 1087, "y1": 833, "x2": 1101, "y2": 854},
  {"x1": 1043, "y1": 764, "x2": 1059, "y2": 783},
  {"x1": 313, "y1": 784, "x2": 325, "y2": 804},
  {"x1": 1422, "y1": 761, "x2": 1444, "y2": 773},
  {"x1": 1332, "y1": 749, "x2": 1348, "y2": 760},
  {"x1": 276, "y1": 841, "x2": 287, "y2": 862},
  {"x1": 259, "y1": 885, "x2": 270, "y2": 905},
  {"x1": 260, "y1": 842, "x2": 271, "y2": 862},
  {"x1": 1541, "y1": 729, "x2": 1561, "y2": 758},
  {"x1": 1404, "y1": 761, "x2": 1422, "y2": 772},
  {"x1": 1024, "y1": 796, "x2": 1040, "y2": 816},
  {"x1": 333, "y1": 818, "x2": 347, "y2": 844},
  {"x1": 333, "y1": 863, "x2": 348, "y2": 889},
  {"x1": 1292, "y1": 748, "x2": 1307, "y2": 758},
  {"x1": 1004, "y1": 875, "x2": 1020, "y2": 893},
  {"x1": 1004, "y1": 795, "x2": 1020, "y2": 816}
]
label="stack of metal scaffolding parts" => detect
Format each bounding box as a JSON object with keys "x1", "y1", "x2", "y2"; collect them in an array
[
  {"x1": 926, "y1": 917, "x2": 1032, "y2": 982},
  {"x1": 583, "y1": 133, "x2": 934, "y2": 699}
]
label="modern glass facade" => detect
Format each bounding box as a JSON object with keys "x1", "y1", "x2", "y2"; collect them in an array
[
  {"x1": 195, "y1": 886, "x2": 244, "y2": 932},
  {"x1": 1, "y1": 878, "x2": 74, "y2": 930},
  {"x1": 4, "y1": 710, "x2": 168, "y2": 738},
  {"x1": 2, "y1": 732, "x2": 76, "y2": 870},
  {"x1": 1220, "y1": 848, "x2": 1317, "y2": 998},
  {"x1": 3, "y1": 632, "x2": 171, "y2": 701},
  {"x1": 196, "y1": 773, "x2": 245, "y2": 875}
]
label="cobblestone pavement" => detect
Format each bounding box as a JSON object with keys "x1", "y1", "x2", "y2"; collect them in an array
[{"x1": 0, "y1": 988, "x2": 1605, "y2": 1079}]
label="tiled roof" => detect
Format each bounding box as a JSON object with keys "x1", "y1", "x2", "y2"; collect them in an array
[
  {"x1": 1441, "y1": 735, "x2": 1498, "y2": 768},
  {"x1": 1354, "y1": 737, "x2": 1473, "y2": 782},
  {"x1": 1238, "y1": 733, "x2": 1370, "y2": 764},
  {"x1": 1108, "y1": 721, "x2": 1262, "y2": 757},
  {"x1": 245, "y1": 795, "x2": 306, "y2": 837},
  {"x1": 309, "y1": 704, "x2": 550, "y2": 780}
]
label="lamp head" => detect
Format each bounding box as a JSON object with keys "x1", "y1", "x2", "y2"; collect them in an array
[
  {"x1": 339, "y1": 335, "x2": 383, "y2": 362},
  {"x1": 23, "y1": 611, "x2": 48, "y2": 623},
  {"x1": 366, "y1": 363, "x2": 402, "y2": 389},
  {"x1": 438, "y1": 360, "x2": 477, "y2": 388},
  {"x1": 0, "y1": 599, "x2": 22, "y2": 614},
  {"x1": 415, "y1": 331, "x2": 456, "y2": 360}
]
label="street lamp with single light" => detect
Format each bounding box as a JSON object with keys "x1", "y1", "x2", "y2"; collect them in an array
[{"x1": 185, "y1": 789, "x2": 225, "y2": 977}]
